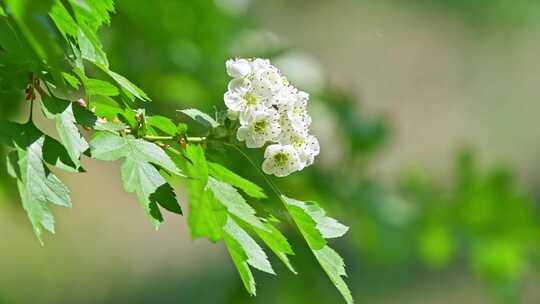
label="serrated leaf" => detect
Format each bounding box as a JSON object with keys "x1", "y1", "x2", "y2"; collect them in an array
[
  {"x1": 90, "y1": 95, "x2": 123, "y2": 119},
  {"x1": 147, "y1": 115, "x2": 178, "y2": 136},
  {"x1": 1, "y1": 121, "x2": 80, "y2": 172},
  {"x1": 4, "y1": 0, "x2": 67, "y2": 92},
  {"x1": 62, "y1": 72, "x2": 80, "y2": 89},
  {"x1": 179, "y1": 108, "x2": 219, "y2": 128},
  {"x1": 253, "y1": 222, "x2": 296, "y2": 274},
  {"x1": 223, "y1": 216, "x2": 274, "y2": 295},
  {"x1": 184, "y1": 144, "x2": 224, "y2": 241},
  {"x1": 284, "y1": 198, "x2": 326, "y2": 250},
  {"x1": 282, "y1": 195, "x2": 353, "y2": 304},
  {"x1": 90, "y1": 132, "x2": 180, "y2": 174},
  {"x1": 150, "y1": 183, "x2": 182, "y2": 215},
  {"x1": 4, "y1": 124, "x2": 72, "y2": 243},
  {"x1": 105, "y1": 69, "x2": 150, "y2": 101},
  {"x1": 302, "y1": 201, "x2": 349, "y2": 239},
  {"x1": 314, "y1": 246, "x2": 354, "y2": 304},
  {"x1": 89, "y1": 129, "x2": 127, "y2": 160},
  {"x1": 77, "y1": 24, "x2": 109, "y2": 67},
  {"x1": 93, "y1": 120, "x2": 128, "y2": 133},
  {"x1": 120, "y1": 157, "x2": 165, "y2": 227},
  {"x1": 70, "y1": 0, "x2": 114, "y2": 30},
  {"x1": 41, "y1": 97, "x2": 89, "y2": 168},
  {"x1": 49, "y1": 1, "x2": 78, "y2": 39},
  {"x1": 207, "y1": 176, "x2": 265, "y2": 230},
  {"x1": 208, "y1": 161, "x2": 267, "y2": 199},
  {"x1": 223, "y1": 225, "x2": 256, "y2": 296},
  {"x1": 41, "y1": 135, "x2": 81, "y2": 172},
  {"x1": 90, "y1": 132, "x2": 182, "y2": 227},
  {"x1": 85, "y1": 78, "x2": 119, "y2": 96}
]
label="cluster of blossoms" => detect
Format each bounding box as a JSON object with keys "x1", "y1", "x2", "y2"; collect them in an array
[{"x1": 224, "y1": 58, "x2": 320, "y2": 177}]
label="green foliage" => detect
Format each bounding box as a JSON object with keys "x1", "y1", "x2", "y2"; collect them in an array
[
  {"x1": 179, "y1": 108, "x2": 220, "y2": 128},
  {"x1": 208, "y1": 161, "x2": 267, "y2": 199},
  {"x1": 90, "y1": 131, "x2": 182, "y2": 227},
  {"x1": 1, "y1": 122, "x2": 73, "y2": 243},
  {"x1": 283, "y1": 195, "x2": 353, "y2": 304},
  {"x1": 182, "y1": 143, "x2": 353, "y2": 296},
  {"x1": 5, "y1": 1, "x2": 538, "y2": 303},
  {"x1": 207, "y1": 176, "x2": 265, "y2": 230},
  {"x1": 223, "y1": 216, "x2": 275, "y2": 295},
  {"x1": 41, "y1": 98, "x2": 89, "y2": 168},
  {"x1": 183, "y1": 143, "x2": 224, "y2": 241},
  {"x1": 0, "y1": 1, "x2": 353, "y2": 301}
]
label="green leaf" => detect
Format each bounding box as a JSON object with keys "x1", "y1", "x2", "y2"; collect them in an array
[
  {"x1": 89, "y1": 95, "x2": 124, "y2": 119},
  {"x1": 90, "y1": 132, "x2": 182, "y2": 227},
  {"x1": 49, "y1": 1, "x2": 78, "y2": 39},
  {"x1": 223, "y1": 216, "x2": 274, "y2": 274},
  {"x1": 90, "y1": 132, "x2": 180, "y2": 174},
  {"x1": 253, "y1": 222, "x2": 296, "y2": 274},
  {"x1": 298, "y1": 200, "x2": 349, "y2": 239},
  {"x1": 120, "y1": 157, "x2": 165, "y2": 227},
  {"x1": 62, "y1": 72, "x2": 81, "y2": 89},
  {"x1": 150, "y1": 183, "x2": 182, "y2": 215},
  {"x1": 183, "y1": 144, "x2": 224, "y2": 241},
  {"x1": 85, "y1": 78, "x2": 119, "y2": 96},
  {"x1": 284, "y1": 198, "x2": 326, "y2": 250},
  {"x1": 314, "y1": 246, "x2": 353, "y2": 304},
  {"x1": 207, "y1": 176, "x2": 265, "y2": 230},
  {"x1": 208, "y1": 161, "x2": 267, "y2": 199},
  {"x1": 1, "y1": 121, "x2": 80, "y2": 172},
  {"x1": 223, "y1": 224, "x2": 256, "y2": 296},
  {"x1": 41, "y1": 135, "x2": 80, "y2": 172},
  {"x1": 223, "y1": 216, "x2": 274, "y2": 295},
  {"x1": 70, "y1": 0, "x2": 114, "y2": 30},
  {"x1": 93, "y1": 120, "x2": 128, "y2": 133},
  {"x1": 105, "y1": 69, "x2": 150, "y2": 101},
  {"x1": 179, "y1": 108, "x2": 219, "y2": 128},
  {"x1": 4, "y1": 124, "x2": 72, "y2": 243},
  {"x1": 0, "y1": 6, "x2": 6, "y2": 17},
  {"x1": 77, "y1": 23, "x2": 109, "y2": 67},
  {"x1": 282, "y1": 195, "x2": 353, "y2": 304},
  {"x1": 5, "y1": 0, "x2": 67, "y2": 92},
  {"x1": 147, "y1": 115, "x2": 178, "y2": 136},
  {"x1": 41, "y1": 98, "x2": 89, "y2": 168}
]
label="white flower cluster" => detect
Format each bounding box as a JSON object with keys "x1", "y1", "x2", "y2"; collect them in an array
[{"x1": 224, "y1": 58, "x2": 320, "y2": 177}]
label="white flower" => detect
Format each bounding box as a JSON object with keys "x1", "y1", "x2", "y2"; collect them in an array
[
  {"x1": 262, "y1": 144, "x2": 301, "y2": 177},
  {"x1": 224, "y1": 60, "x2": 286, "y2": 123},
  {"x1": 236, "y1": 109, "x2": 281, "y2": 148},
  {"x1": 224, "y1": 87, "x2": 272, "y2": 122},
  {"x1": 223, "y1": 57, "x2": 321, "y2": 177},
  {"x1": 251, "y1": 58, "x2": 272, "y2": 71},
  {"x1": 284, "y1": 90, "x2": 311, "y2": 130},
  {"x1": 280, "y1": 131, "x2": 320, "y2": 169},
  {"x1": 273, "y1": 85, "x2": 297, "y2": 107},
  {"x1": 250, "y1": 66, "x2": 285, "y2": 98},
  {"x1": 227, "y1": 77, "x2": 250, "y2": 93},
  {"x1": 226, "y1": 58, "x2": 252, "y2": 78}
]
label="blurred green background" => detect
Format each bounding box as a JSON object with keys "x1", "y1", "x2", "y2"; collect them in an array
[{"x1": 2, "y1": 0, "x2": 540, "y2": 303}]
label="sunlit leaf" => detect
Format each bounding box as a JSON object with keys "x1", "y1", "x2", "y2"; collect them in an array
[
  {"x1": 283, "y1": 195, "x2": 353, "y2": 304},
  {"x1": 90, "y1": 132, "x2": 182, "y2": 227},
  {"x1": 208, "y1": 161, "x2": 267, "y2": 199},
  {"x1": 179, "y1": 108, "x2": 219, "y2": 128}
]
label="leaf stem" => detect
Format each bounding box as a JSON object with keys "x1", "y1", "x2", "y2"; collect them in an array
[
  {"x1": 186, "y1": 136, "x2": 206, "y2": 143},
  {"x1": 144, "y1": 135, "x2": 174, "y2": 141},
  {"x1": 143, "y1": 135, "x2": 206, "y2": 143},
  {"x1": 220, "y1": 141, "x2": 282, "y2": 198}
]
